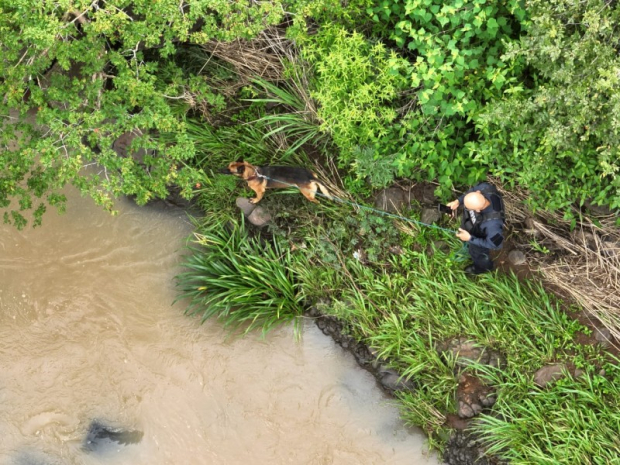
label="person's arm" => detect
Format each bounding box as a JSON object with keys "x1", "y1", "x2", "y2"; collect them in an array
[{"x1": 468, "y1": 221, "x2": 504, "y2": 249}]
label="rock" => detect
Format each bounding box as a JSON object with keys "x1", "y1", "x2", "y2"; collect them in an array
[
  {"x1": 388, "y1": 245, "x2": 404, "y2": 255},
  {"x1": 508, "y1": 249, "x2": 527, "y2": 266},
  {"x1": 594, "y1": 327, "x2": 612, "y2": 347},
  {"x1": 479, "y1": 394, "x2": 496, "y2": 407},
  {"x1": 570, "y1": 230, "x2": 596, "y2": 248},
  {"x1": 601, "y1": 241, "x2": 619, "y2": 258},
  {"x1": 422, "y1": 184, "x2": 437, "y2": 205},
  {"x1": 247, "y1": 207, "x2": 271, "y2": 227},
  {"x1": 574, "y1": 369, "x2": 585, "y2": 378},
  {"x1": 584, "y1": 198, "x2": 614, "y2": 217},
  {"x1": 374, "y1": 187, "x2": 408, "y2": 213},
  {"x1": 441, "y1": 337, "x2": 504, "y2": 370},
  {"x1": 534, "y1": 364, "x2": 566, "y2": 387},
  {"x1": 83, "y1": 420, "x2": 143, "y2": 453},
  {"x1": 112, "y1": 128, "x2": 152, "y2": 164},
  {"x1": 458, "y1": 401, "x2": 475, "y2": 419},
  {"x1": 236, "y1": 197, "x2": 257, "y2": 216},
  {"x1": 420, "y1": 208, "x2": 441, "y2": 225}
]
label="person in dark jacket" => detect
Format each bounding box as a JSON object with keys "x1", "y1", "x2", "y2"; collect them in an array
[{"x1": 446, "y1": 182, "x2": 505, "y2": 274}]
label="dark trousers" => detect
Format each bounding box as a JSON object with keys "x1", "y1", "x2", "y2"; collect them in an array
[{"x1": 468, "y1": 244, "x2": 494, "y2": 273}]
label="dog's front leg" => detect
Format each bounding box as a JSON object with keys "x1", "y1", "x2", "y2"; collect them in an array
[{"x1": 249, "y1": 184, "x2": 265, "y2": 204}]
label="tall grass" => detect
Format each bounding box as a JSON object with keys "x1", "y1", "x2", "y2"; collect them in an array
[
  {"x1": 295, "y1": 223, "x2": 617, "y2": 459},
  {"x1": 175, "y1": 215, "x2": 304, "y2": 337}
]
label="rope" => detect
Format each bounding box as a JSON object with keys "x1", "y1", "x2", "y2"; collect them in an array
[{"x1": 256, "y1": 172, "x2": 456, "y2": 236}]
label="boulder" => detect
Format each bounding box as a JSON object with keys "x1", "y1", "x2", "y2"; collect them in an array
[
  {"x1": 508, "y1": 250, "x2": 527, "y2": 266},
  {"x1": 420, "y1": 208, "x2": 441, "y2": 225},
  {"x1": 534, "y1": 364, "x2": 566, "y2": 387},
  {"x1": 112, "y1": 128, "x2": 152, "y2": 164},
  {"x1": 594, "y1": 327, "x2": 613, "y2": 347},
  {"x1": 236, "y1": 197, "x2": 257, "y2": 216},
  {"x1": 374, "y1": 187, "x2": 408, "y2": 213},
  {"x1": 247, "y1": 206, "x2": 271, "y2": 227},
  {"x1": 441, "y1": 337, "x2": 504, "y2": 370}
]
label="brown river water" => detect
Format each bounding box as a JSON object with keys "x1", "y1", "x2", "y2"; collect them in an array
[{"x1": 0, "y1": 188, "x2": 440, "y2": 465}]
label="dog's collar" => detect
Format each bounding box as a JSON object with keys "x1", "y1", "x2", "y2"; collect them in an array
[{"x1": 247, "y1": 169, "x2": 264, "y2": 182}]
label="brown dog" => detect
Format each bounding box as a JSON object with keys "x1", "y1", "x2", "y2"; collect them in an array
[{"x1": 219, "y1": 161, "x2": 332, "y2": 204}]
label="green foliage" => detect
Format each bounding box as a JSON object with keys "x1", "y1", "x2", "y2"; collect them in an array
[
  {"x1": 300, "y1": 24, "x2": 409, "y2": 185},
  {"x1": 175, "y1": 215, "x2": 304, "y2": 336},
  {"x1": 474, "y1": 362, "x2": 620, "y2": 464},
  {"x1": 0, "y1": 0, "x2": 290, "y2": 228},
  {"x1": 357, "y1": 0, "x2": 527, "y2": 195},
  {"x1": 474, "y1": 0, "x2": 620, "y2": 212},
  {"x1": 295, "y1": 223, "x2": 614, "y2": 449}
]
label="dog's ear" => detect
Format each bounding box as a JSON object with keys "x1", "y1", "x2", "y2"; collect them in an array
[{"x1": 236, "y1": 164, "x2": 245, "y2": 174}]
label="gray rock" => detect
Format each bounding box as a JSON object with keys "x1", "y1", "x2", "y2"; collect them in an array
[
  {"x1": 534, "y1": 364, "x2": 566, "y2": 387},
  {"x1": 594, "y1": 327, "x2": 612, "y2": 347},
  {"x1": 601, "y1": 241, "x2": 619, "y2": 258},
  {"x1": 508, "y1": 250, "x2": 527, "y2": 266},
  {"x1": 247, "y1": 207, "x2": 271, "y2": 227},
  {"x1": 574, "y1": 369, "x2": 586, "y2": 378},
  {"x1": 584, "y1": 198, "x2": 614, "y2": 216},
  {"x1": 236, "y1": 197, "x2": 257, "y2": 216},
  {"x1": 442, "y1": 338, "x2": 504, "y2": 370},
  {"x1": 458, "y1": 401, "x2": 475, "y2": 419},
  {"x1": 479, "y1": 394, "x2": 496, "y2": 407},
  {"x1": 374, "y1": 187, "x2": 408, "y2": 213},
  {"x1": 112, "y1": 128, "x2": 152, "y2": 164},
  {"x1": 470, "y1": 403, "x2": 483, "y2": 415},
  {"x1": 422, "y1": 185, "x2": 437, "y2": 204},
  {"x1": 420, "y1": 208, "x2": 441, "y2": 225}
]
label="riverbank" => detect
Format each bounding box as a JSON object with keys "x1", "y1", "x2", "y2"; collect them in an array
[{"x1": 177, "y1": 170, "x2": 620, "y2": 464}]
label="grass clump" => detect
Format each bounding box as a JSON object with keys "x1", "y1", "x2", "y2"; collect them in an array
[{"x1": 175, "y1": 215, "x2": 304, "y2": 337}]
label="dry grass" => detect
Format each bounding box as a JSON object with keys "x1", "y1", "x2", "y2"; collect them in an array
[
  {"x1": 201, "y1": 27, "x2": 291, "y2": 84},
  {"x1": 491, "y1": 177, "x2": 620, "y2": 344}
]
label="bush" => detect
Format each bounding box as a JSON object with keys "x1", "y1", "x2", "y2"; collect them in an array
[
  {"x1": 175, "y1": 215, "x2": 304, "y2": 336},
  {"x1": 474, "y1": 0, "x2": 620, "y2": 212}
]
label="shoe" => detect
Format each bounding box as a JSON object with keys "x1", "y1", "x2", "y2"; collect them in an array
[{"x1": 464, "y1": 265, "x2": 492, "y2": 275}]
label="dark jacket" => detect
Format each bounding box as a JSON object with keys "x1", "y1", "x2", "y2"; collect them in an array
[{"x1": 458, "y1": 182, "x2": 505, "y2": 250}]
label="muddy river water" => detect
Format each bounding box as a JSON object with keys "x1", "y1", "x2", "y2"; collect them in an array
[{"x1": 0, "y1": 188, "x2": 439, "y2": 465}]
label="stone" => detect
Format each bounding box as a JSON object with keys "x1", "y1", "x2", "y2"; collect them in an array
[
  {"x1": 420, "y1": 208, "x2": 441, "y2": 225},
  {"x1": 83, "y1": 420, "x2": 143, "y2": 453},
  {"x1": 508, "y1": 249, "x2": 527, "y2": 266},
  {"x1": 457, "y1": 401, "x2": 475, "y2": 419},
  {"x1": 534, "y1": 364, "x2": 566, "y2": 387},
  {"x1": 594, "y1": 327, "x2": 612, "y2": 347},
  {"x1": 574, "y1": 369, "x2": 585, "y2": 378},
  {"x1": 479, "y1": 394, "x2": 496, "y2": 408},
  {"x1": 584, "y1": 198, "x2": 614, "y2": 217},
  {"x1": 422, "y1": 184, "x2": 437, "y2": 205},
  {"x1": 112, "y1": 128, "x2": 152, "y2": 164},
  {"x1": 601, "y1": 241, "x2": 619, "y2": 258},
  {"x1": 442, "y1": 338, "x2": 504, "y2": 370},
  {"x1": 236, "y1": 197, "x2": 257, "y2": 216},
  {"x1": 247, "y1": 207, "x2": 271, "y2": 227},
  {"x1": 374, "y1": 187, "x2": 408, "y2": 213}
]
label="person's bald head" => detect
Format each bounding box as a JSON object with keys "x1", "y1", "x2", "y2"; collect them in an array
[{"x1": 464, "y1": 191, "x2": 489, "y2": 212}]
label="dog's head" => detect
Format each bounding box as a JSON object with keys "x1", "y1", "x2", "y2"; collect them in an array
[{"x1": 218, "y1": 160, "x2": 256, "y2": 179}]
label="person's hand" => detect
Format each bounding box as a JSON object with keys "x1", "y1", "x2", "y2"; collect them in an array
[
  {"x1": 456, "y1": 228, "x2": 471, "y2": 242},
  {"x1": 447, "y1": 200, "x2": 459, "y2": 218}
]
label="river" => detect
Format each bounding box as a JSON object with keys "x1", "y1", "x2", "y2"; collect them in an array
[{"x1": 0, "y1": 188, "x2": 439, "y2": 465}]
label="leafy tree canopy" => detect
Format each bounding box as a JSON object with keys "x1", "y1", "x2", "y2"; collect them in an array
[{"x1": 0, "y1": 0, "x2": 287, "y2": 228}]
